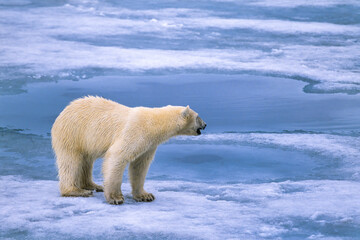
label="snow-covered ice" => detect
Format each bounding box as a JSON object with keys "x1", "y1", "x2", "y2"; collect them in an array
[{"x1": 1, "y1": 176, "x2": 360, "y2": 239}]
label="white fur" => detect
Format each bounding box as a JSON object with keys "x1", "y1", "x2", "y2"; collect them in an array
[{"x1": 51, "y1": 96, "x2": 204, "y2": 204}]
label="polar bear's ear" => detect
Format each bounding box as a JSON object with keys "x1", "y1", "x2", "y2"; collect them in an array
[{"x1": 181, "y1": 105, "x2": 190, "y2": 118}]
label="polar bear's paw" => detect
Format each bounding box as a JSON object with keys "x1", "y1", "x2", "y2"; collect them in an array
[
  {"x1": 106, "y1": 193, "x2": 124, "y2": 205},
  {"x1": 133, "y1": 192, "x2": 155, "y2": 202},
  {"x1": 84, "y1": 182, "x2": 104, "y2": 192},
  {"x1": 61, "y1": 188, "x2": 93, "y2": 197}
]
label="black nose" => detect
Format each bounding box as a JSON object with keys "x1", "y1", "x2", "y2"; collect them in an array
[{"x1": 203, "y1": 124, "x2": 207, "y2": 130}]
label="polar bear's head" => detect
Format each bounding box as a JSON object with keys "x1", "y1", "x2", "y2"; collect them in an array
[{"x1": 179, "y1": 106, "x2": 207, "y2": 136}]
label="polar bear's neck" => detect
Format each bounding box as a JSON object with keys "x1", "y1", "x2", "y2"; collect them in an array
[{"x1": 132, "y1": 106, "x2": 183, "y2": 145}]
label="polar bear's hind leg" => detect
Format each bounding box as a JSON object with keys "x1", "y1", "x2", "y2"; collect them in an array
[{"x1": 56, "y1": 151, "x2": 93, "y2": 197}]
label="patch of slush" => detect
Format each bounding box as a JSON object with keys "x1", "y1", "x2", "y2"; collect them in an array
[
  {"x1": 182, "y1": 18, "x2": 360, "y2": 34},
  {"x1": 175, "y1": 133, "x2": 360, "y2": 160},
  {"x1": 1, "y1": 176, "x2": 360, "y2": 239},
  {"x1": 0, "y1": 128, "x2": 55, "y2": 179}
]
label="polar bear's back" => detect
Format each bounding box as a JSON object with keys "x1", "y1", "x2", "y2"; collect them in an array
[{"x1": 51, "y1": 96, "x2": 130, "y2": 157}]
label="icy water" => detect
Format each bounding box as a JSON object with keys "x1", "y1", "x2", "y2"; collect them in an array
[{"x1": 1, "y1": 0, "x2": 360, "y2": 239}]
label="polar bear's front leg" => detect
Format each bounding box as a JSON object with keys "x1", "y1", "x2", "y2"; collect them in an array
[
  {"x1": 103, "y1": 151, "x2": 127, "y2": 205},
  {"x1": 129, "y1": 148, "x2": 156, "y2": 202}
]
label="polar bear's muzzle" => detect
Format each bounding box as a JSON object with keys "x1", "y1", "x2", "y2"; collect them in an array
[{"x1": 196, "y1": 122, "x2": 207, "y2": 135}]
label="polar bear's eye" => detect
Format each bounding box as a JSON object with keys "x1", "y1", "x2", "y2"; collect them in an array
[{"x1": 196, "y1": 115, "x2": 201, "y2": 123}]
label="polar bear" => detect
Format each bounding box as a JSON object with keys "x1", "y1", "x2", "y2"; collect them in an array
[{"x1": 51, "y1": 96, "x2": 206, "y2": 204}]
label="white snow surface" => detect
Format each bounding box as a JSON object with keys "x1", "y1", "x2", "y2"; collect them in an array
[{"x1": 1, "y1": 176, "x2": 360, "y2": 239}]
